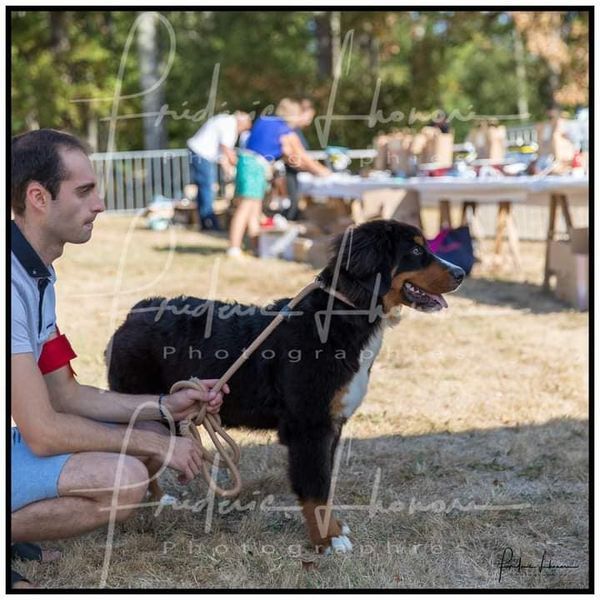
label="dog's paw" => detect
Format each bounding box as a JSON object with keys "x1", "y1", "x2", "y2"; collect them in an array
[
  {"x1": 323, "y1": 534, "x2": 353, "y2": 555},
  {"x1": 158, "y1": 493, "x2": 178, "y2": 506}
]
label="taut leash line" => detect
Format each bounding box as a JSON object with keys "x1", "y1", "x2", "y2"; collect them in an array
[{"x1": 171, "y1": 276, "x2": 356, "y2": 497}]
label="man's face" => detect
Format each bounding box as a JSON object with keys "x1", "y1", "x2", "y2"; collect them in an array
[
  {"x1": 300, "y1": 107, "x2": 315, "y2": 128},
  {"x1": 46, "y1": 149, "x2": 104, "y2": 244}
]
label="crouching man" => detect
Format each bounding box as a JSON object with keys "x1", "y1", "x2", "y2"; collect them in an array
[{"x1": 10, "y1": 129, "x2": 228, "y2": 588}]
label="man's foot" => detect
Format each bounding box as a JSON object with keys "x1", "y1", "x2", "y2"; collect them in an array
[
  {"x1": 201, "y1": 215, "x2": 222, "y2": 231},
  {"x1": 11, "y1": 569, "x2": 36, "y2": 589},
  {"x1": 12, "y1": 542, "x2": 61, "y2": 562}
]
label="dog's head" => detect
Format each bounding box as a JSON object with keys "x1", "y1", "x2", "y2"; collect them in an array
[{"x1": 325, "y1": 220, "x2": 464, "y2": 313}]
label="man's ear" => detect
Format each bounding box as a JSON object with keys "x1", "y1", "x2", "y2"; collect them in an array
[{"x1": 25, "y1": 181, "x2": 51, "y2": 213}]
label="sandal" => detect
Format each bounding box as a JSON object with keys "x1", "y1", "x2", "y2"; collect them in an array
[
  {"x1": 11, "y1": 569, "x2": 33, "y2": 588},
  {"x1": 12, "y1": 542, "x2": 42, "y2": 562},
  {"x1": 12, "y1": 542, "x2": 61, "y2": 563}
]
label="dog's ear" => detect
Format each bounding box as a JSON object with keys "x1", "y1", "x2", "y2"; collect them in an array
[{"x1": 330, "y1": 226, "x2": 393, "y2": 296}]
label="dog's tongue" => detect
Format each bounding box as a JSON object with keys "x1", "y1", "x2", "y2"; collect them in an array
[{"x1": 429, "y1": 293, "x2": 448, "y2": 309}]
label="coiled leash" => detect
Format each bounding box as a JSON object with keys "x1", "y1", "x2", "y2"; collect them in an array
[
  {"x1": 169, "y1": 377, "x2": 242, "y2": 498},
  {"x1": 169, "y1": 276, "x2": 356, "y2": 498}
]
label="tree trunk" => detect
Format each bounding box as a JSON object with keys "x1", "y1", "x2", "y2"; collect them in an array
[
  {"x1": 86, "y1": 111, "x2": 98, "y2": 152},
  {"x1": 330, "y1": 11, "x2": 341, "y2": 77},
  {"x1": 136, "y1": 12, "x2": 167, "y2": 150},
  {"x1": 315, "y1": 12, "x2": 332, "y2": 79},
  {"x1": 513, "y1": 28, "x2": 529, "y2": 122}
]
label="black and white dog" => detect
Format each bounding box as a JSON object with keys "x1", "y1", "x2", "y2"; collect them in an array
[{"x1": 107, "y1": 220, "x2": 464, "y2": 553}]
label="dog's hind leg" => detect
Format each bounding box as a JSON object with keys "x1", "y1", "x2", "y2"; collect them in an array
[{"x1": 286, "y1": 425, "x2": 352, "y2": 554}]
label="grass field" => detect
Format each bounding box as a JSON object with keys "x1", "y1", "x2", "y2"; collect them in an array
[{"x1": 15, "y1": 213, "x2": 589, "y2": 590}]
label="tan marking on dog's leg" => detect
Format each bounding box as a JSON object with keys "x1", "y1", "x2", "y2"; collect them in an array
[
  {"x1": 329, "y1": 387, "x2": 348, "y2": 420},
  {"x1": 301, "y1": 499, "x2": 342, "y2": 552}
]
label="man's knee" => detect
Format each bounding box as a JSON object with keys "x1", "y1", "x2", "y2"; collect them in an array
[
  {"x1": 59, "y1": 452, "x2": 149, "y2": 510},
  {"x1": 116, "y1": 456, "x2": 149, "y2": 501}
]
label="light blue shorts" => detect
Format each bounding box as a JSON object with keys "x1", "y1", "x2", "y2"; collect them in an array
[
  {"x1": 11, "y1": 427, "x2": 72, "y2": 512},
  {"x1": 235, "y1": 151, "x2": 269, "y2": 199}
]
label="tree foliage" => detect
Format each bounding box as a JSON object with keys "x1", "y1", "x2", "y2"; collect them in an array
[{"x1": 10, "y1": 9, "x2": 589, "y2": 151}]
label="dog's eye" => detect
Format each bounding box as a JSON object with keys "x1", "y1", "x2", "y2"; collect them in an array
[{"x1": 410, "y1": 246, "x2": 424, "y2": 256}]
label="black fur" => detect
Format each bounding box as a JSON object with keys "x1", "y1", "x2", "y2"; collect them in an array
[{"x1": 107, "y1": 220, "x2": 461, "y2": 516}]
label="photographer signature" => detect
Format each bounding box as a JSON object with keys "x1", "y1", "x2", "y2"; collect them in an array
[{"x1": 497, "y1": 547, "x2": 579, "y2": 582}]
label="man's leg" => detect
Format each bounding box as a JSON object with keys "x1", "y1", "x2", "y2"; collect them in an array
[
  {"x1": 12, "y1": 452, "x2": 149, "y2": 543},
  {"x1": 194, "y1": 156, "x2": 217, "y2": 230},
  {"x1": 284, "y1": 169, "x2": 300, "y2": 221},
  {"x1": 132, "y1": 420, "x2": 171, "y2": 499}
]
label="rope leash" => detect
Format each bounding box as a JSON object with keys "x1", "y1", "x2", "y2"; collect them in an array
[
  {"x1": 169, "y1": 377, "x2": 242, "y2": 498},
  {"x1": 170, "y1": 276, "x2": 357, "y2": 498},
  {"x1": 170, "y1": 279, "x2": 319, "y2": 497}
]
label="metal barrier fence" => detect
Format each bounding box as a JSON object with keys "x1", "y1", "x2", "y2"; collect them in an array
[
  {"x1": 505, "y1": 120, "x2": 588, "y2": 151},
  {"x1": 91, "y1": 124, "x2": 587, "y2": 211},
  {"x1": 90, "y1": 149, "x2": 191, "y2": 212},
  {"x1": 505, "y1": 125, "x2": 537, "y2": 146},
  {"x1": 90, "y1": 148, "x2": 380, "y2": 211}
]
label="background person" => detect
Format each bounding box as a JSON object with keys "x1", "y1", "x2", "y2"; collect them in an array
[
  {"x1": 187, "y1": 111, "x2": 252, "y2": 231},
  {"x1": 284, "y1": 98, "x2": 316, "y2": 221},
  {"x1": 227, "y1": 99, "x2": 330, "y2": 257}
]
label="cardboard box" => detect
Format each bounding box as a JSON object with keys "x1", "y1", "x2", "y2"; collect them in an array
[
  {"x1": 418, "y1": 126, "x2": 454, "y2": 167},
  {"x1": 374, "y1": 134, "x2": 390, "y2": 171},
  {"x1": 535, "y1": 118, "x2": 576, "y2": 173},
  {"x1": 359, "y1": 188, "x2": 421, "y2": 227},
  {"x1": 548, "y1": 227, "x2": 589, "y2": 310},
  {"x1": 258, "y1": 226, "x2": 301, "y2": 260},
  {"x1": 292, "y1": 237, "x2": 315, "y2": 263},
  {"x1": 290, "y1": 236, "x2": 332, "y2": 268},
  {"x1": 466, "y1": 123, "x2": 506, "y2": 161},
  {"x1": 306, "y1": 236, "x2": 332, "y2": 268},
  {"x1": 387, "y1": 135, "x2": 415, "y2": 175},
  {"x1": 302, "y1": 200, "x2": 351, "y2": 233}
]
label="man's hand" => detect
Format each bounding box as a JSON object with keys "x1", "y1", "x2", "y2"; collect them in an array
[
  {"x1": 317, "y1": 165, "x2": 332, "y2": 177},
  {"x1": 162, "y1": 380, "x2": 230, "y2": 421},
  {"x1": 156, "y1": 436, "x2": 205, "y2": 484}
]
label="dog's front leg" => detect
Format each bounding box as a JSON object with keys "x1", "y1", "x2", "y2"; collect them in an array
[{"x1": 286, "y1": 426, "x2": 351, "y2": 554}]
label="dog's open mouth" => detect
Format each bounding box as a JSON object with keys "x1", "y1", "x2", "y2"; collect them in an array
[{"x1": 402, "y1": 281, "x2": 448, "y2": 312}]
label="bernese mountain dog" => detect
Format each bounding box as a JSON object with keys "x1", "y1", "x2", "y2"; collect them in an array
[{"x1": 106, "y1": 219, "x2": 464, "y2": 553}]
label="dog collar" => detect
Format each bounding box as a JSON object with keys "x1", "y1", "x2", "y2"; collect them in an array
[{"x1": 313, "y1": 277, "x2": 357, "y2": 308}]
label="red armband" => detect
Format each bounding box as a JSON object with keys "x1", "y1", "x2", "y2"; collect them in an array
[{"x1": 38, "y1": 331, "x2": 77, "y2": 376}]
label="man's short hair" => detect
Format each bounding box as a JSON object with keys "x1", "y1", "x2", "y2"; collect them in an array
[{"x1": 11, "y1": 129, "x2": 90, "y2": 216}]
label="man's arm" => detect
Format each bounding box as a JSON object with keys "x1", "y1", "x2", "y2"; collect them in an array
[
  {"x1": 281, "y1": 133, "x2": 331, "y2": 176},
  {"x1": 44, "y1": 362, "x2": 225, "y2": 423},
  {"x1": 12, "y1": 353, "x2": 168, "y2": 458},
  {"x1": 219, "y1": 144, "x2": 237, "y2": 166}
]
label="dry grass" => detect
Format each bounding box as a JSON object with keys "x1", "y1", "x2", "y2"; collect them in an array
[{"x1": 17, "y1": 213, "x2": 588, "y2": 589}]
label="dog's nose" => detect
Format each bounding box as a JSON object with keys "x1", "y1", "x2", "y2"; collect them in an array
[{"x1": 451, "y1": 266, "x2": 465, "y2": 285}]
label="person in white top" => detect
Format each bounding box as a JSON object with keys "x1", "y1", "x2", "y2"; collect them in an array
[{"x1": 187, "y1": 111, "x2": 252, "y2": 231}]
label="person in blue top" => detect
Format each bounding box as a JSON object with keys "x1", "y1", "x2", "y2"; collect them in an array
[
  {"x1": 227, "y1": 98, "x2": 330, "y2": 257},
  {"x1": 284, "y1": 98, "x2": 316, "y2": 221}
]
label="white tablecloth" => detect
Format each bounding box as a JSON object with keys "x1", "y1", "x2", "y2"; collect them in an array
[{"x1": 298, "y1": 173, "x2": 589, "y2": 206}]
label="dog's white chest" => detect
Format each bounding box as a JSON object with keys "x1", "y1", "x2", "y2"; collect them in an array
[{"x1": 341, "y1": 328, "x2": 384, "y2": 419}]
